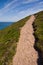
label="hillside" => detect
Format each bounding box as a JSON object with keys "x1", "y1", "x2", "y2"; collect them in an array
[
  {"x1": 34, "y1": 11, "x2": 43, "y2": 53},
  {"x1": 0, "y1": 11, "x2": 43, "y2": 65},
  {"x1": 33, "y1": 11, "x2": 43, "y2": 64},
  {"x1": 0, "y1": 16, "x2": 30, "y2": 65}
]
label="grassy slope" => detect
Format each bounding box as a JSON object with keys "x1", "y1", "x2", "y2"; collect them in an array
[
  {"x1": 0, "y1": 16, "x2": 30, "y2": 65},
  {"x1": 0, "y1": 11, "x2": 43, "y2": 65},
  {"x1": 34, "y1": 11, "x2": 43, "y2": 59}
]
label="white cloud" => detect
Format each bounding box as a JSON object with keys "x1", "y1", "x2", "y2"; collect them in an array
[
  {"x1": 22, "y1": 0, "x2": 39, "y2": 4},
  {"x1": 39, "y1": 1, "x2": 43, "y2": 5},
  {"x1": 0, "y1": 3, "x2": 43, "y2": 22},
  {"x1": 0, "y1": 0, "x2": 15, "y2": 11},
  {"x1": 0, "y1": 0, "x2": 18, "y2": 16},
  {"x1": 0, "y1": 0, "x2": 43, "y2": 22}
]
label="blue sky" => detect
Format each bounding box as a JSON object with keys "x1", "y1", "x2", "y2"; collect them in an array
[{"x1": 0, "y1": 0, "x2": 43, "y2": 22}]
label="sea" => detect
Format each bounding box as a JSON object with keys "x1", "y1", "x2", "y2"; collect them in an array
[{"x1": 0, "y1": 22, "x2": 13, "y2": 30}]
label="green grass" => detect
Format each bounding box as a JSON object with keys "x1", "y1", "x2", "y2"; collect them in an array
[
  {"x1": 0, "y1": 16, "x2": 30, "y2": 65},
  {"x1": 33, "y1": 11, "x2": 43, "y2": 59},
  {"x1": 0, "y1": 11, "x2": 43, "y2": 65}
]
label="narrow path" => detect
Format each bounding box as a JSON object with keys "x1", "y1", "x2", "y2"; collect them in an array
[{"x1": 13, "y1": 15, "x2": 38, "y2": 65}]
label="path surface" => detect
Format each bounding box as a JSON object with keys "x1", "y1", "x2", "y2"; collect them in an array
[{"x1": 13, "y1": 15, "x2": 38, "y2": 65}]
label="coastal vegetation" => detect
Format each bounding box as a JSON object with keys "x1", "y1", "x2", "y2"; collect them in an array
[
  {"x1": 33, "y1": 11, "x2": 43, "y2": 62},
  {"x1": 0, "y1": 16, "x2": 30, "y2": 65}
]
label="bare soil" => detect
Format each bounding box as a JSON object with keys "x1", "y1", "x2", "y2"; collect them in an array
[{"x1": 13, "y1": 15, "x2": 38, "y2": 65}]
